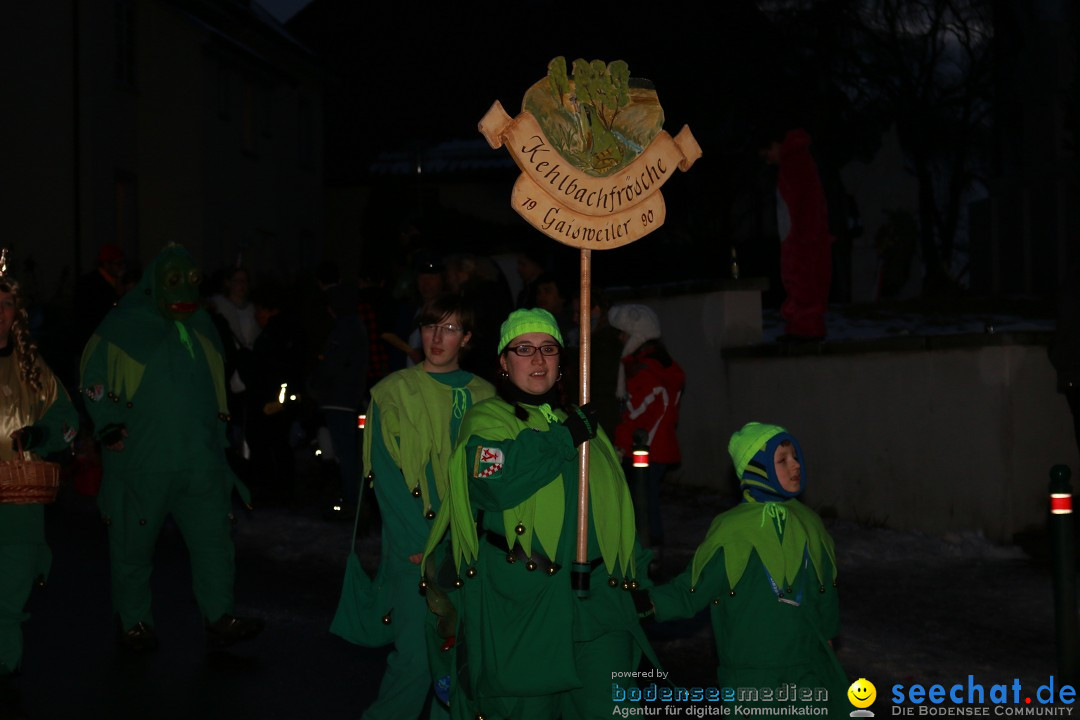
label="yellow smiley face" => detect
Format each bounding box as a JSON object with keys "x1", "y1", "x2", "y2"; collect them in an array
[{"x1": 848, "y1": 678, "x2": 877, "y2": 709}]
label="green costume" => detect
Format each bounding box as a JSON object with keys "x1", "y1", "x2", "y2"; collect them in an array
[
  {"x1": 79, "y1": 246, "x2": 248, "y2": 632},
  {"x1": 0, "y1": 348, "x2": 78, "y2": 676},
  {"x1": 649, "y1": 423, "x2": 848, "y2": 714},
  {"x1": 426, "y1": 394, "x2": 650, "y2": 720},
  {"x1": 357, "y1": 364, "x2": 494, "y2": 720}
]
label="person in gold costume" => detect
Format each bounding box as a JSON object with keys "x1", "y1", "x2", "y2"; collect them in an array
[{"x1": 0, "y1": 249, "x2": 78, "y2": 712}]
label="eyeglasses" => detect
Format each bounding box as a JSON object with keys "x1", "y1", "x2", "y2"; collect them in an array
[
  {"x1": 505, "y1": 344, "x2": 560, "y2": 357},
  {"x1": 420, "y1": 323, "x2": 463, "y2": 335}
]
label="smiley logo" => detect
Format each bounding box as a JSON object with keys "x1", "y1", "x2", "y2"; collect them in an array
[{"x1": 848, "y1": 678, "x2": 877, "y2": 709}]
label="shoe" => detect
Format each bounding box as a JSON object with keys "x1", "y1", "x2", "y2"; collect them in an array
[
  {"x1": 206, "y1": 614, "x2": 265, "y2": 650},
  {"x1": 118, "y1": 621, "x2": 159, "y2": 652}
]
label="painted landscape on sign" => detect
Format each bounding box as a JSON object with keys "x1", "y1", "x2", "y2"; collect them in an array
[{"x1": 523, "y1": 57, "x2": 665, "y2": 178}]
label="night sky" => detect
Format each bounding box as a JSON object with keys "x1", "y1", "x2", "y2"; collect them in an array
[
  {"x1": 286, "y1": 1, "x2": 783, "y2": 168},
  {"x1": 278, "y1": 1, "x2": 800, "y2": 287}
]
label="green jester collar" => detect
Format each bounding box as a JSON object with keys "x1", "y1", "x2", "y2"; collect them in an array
[
  {"x1": 80, "y1": 244, "x2": 226, "y2": 405},
  {"x1": 689, "y1": 500, "x2": 837, "y2": 590}
]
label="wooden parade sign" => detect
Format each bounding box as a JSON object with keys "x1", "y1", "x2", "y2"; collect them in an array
[
  {"x1": 479, "y1": 57, "x2": 700, "y2": 597},
  {"x1": 479, "y1": 57, "x2": 701, "y2": 249}
]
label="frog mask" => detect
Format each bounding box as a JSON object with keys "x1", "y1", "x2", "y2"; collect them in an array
[{"x1": 154, "y1": 250, "x2": 202, "y2": 322}]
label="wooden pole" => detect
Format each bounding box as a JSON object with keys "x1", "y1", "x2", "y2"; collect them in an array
[{"x1": 572, "y1": 248, "x2": 592, "y2": 597}]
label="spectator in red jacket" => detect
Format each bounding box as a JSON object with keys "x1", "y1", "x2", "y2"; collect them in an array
[
  {"x1": 608, "y1": 303, "x2": 684, "y2": 573},
  {"x1": 760, "y1": 127, "x2": 833, "y2": 341}
]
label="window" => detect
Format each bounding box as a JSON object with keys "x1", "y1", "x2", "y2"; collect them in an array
[
  {"x1": 115, "y1": 173, "x2": 138, "y2": 251},
  {"x1": 298, "y1": 96, "x2": 314, "y2": 166},
  {"x1": 114, "y1": 1, "x2": 136, "y2": 87},
  {"x1": 260, "y1": 83, "x2": 273, "y2": 138},
  {"x1": 217, "y1": 60, "x2": 232, "y2": 120},
  {"x1": 242, "y1": 78, "x2": 256, "y2": 154}
]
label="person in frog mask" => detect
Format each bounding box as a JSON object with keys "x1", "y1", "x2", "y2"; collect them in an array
[
  {"x1": 647, "y1": 422, "x2": 848, "y2": 714},
  {"x1": 79, "y1": 245, "x2": 264, "y2": 652}
]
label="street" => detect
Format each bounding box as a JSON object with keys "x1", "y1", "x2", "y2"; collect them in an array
[
  {"x1": 9, "y1": 475, "x2": 1069, "y2": 718},
  {"x1": 16, "y1": 483, "x2": 386, "y2": 720}
]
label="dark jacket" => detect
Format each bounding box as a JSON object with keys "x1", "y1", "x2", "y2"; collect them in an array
[
  {"x1": 308, "y1": 286, "x2": 370, "y2": 411},
  {"x1": 1051, "y1": 261, "x2": 1080, "y2": 394}
]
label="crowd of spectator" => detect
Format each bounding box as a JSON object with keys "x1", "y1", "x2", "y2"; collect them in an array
[{"x1": 28, "y1": 239, "x2": 592, "y2": 521}]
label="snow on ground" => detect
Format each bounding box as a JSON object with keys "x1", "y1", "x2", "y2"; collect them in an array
[
  {"x1": 762, "y1": 306, "x2": 1056, "y2": 343},
  {"x1": 647, "y1": 483, "x2": 1065, "y2": 701},
  {"x1": 235, "y1": 475, "x2": 1068, "y2": 708},
  {"x1": 231, "y1": 299, "x2": 1068, "y2": 713}
]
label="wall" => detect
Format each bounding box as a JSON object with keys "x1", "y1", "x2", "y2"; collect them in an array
[
  {"x1": 615, "y1": 287, "x2": 1075, "y2": 542},
  {"x1": 4, "y1": 4, "x2": 77, "y2": 304}
]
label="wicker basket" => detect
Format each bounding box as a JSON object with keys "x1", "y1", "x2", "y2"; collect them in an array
[{"x1": 0, "y1": 436, "x2": 60, "y2": 505}]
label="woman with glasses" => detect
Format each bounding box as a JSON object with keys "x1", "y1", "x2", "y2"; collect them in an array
[
  {"x1": 426, "y1": 307, "x2": 654, "y2": 720},
  {"x1": 350, "y1": 292, "x2": 494, "y2": 720}
]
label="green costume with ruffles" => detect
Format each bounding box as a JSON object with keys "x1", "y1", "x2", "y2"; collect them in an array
[
  {"x1": 356, "y1": 364, "x2": 494, "y2": 720},
  {"x1": 424, "y1": 395, "x2": 651, "y2": 720},
  {"x1": 0, "y1": 350, "x2": 78, "y2": 676},
  {"x1": 649, "y1": 423, "x2": 848, "y2": 715},
  {"x1": 79, "y1": 246, "x2": 248, "y2": 632}
]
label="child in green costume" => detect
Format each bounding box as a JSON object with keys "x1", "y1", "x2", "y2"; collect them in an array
[
  {"x1": 425, "y1": 308, "x2": 654, "y2": 720},
  {"x1": 79, "y1": 245, "x2": 263, "y2": 652},
  {"x1": 648, "y1": 422, "x2": 848, "y2": 714},
  {"x1": 0, "y1": 265, "x2": 78, "y2": 707},
  {"x1": 352, "y1": 294, "x2": 494, "y2": 720}
]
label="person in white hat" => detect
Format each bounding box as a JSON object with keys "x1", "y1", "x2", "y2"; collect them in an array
[{"x1": 607, "y1": 303, "x2": 684, "y2": 572}]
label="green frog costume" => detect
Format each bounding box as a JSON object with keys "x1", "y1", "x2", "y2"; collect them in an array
[
  {"x1": 79, "y1": 246, "x2": 255, "y2": 645},
  {"x1": 649, "y1": 422, "x2": 848, "y2": 714},
  {"x1": 424, "y1": 308, "x2": 652, "y2": 720},
  {"x1": 356, "y1": 363, "x2": 494, "y2": 720},
  {"x1": 0, "y1": 274, "x2": 78, "y2": 676}
]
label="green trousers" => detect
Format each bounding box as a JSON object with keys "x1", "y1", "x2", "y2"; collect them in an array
[
  {"x1": 0, "y1": 543, "x2": 49, "y2": 676},
  {"x1": 0, "y1": 504, "x2": 49, "y2": 676},
  {"x1": 458, "y1": 630, "x2": 635, "y2": 720},
  {"x1": 361, "y1": 562, "x2": 449, "y2": 720},
  {"x1": 102, "y1": 470, "x2": 235, "y2": 629}
]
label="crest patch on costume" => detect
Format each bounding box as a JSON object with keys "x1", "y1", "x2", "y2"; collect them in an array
[
  {"x1": 85, "y1": 384, "x2": 105, "y2": 402},
  {"x1": 473, "y1": 446, "x2": 504, "y2": 479}
]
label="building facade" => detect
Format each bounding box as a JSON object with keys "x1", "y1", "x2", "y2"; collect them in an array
[{"x1": 3, "y1": 0, "x2": 324, "y2": 309}]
